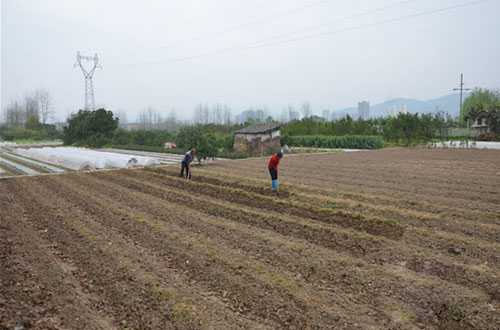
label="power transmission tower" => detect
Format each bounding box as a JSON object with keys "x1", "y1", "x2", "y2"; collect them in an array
[
  {"x1": 452, "y1": 73, "x2": 471, "y2": 123},
  {"x1": 75, "y1": 52, "x2": 101, "y2": 111}
]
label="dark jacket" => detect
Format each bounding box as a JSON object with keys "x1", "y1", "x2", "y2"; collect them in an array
[{"x1": 182, "y1": 151, "x2": 194, "y2": 165}]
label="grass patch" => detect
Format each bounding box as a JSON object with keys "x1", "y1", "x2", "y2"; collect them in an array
[
  {"x1": 151, "y1": 286, "x2": 176, "y2": 301},
  {"x1": 171, "y1": 302, "x2": 196, "y2": 322},
  {"x1": 323, "y1": 201, "x2": 337, "y2": 209}
]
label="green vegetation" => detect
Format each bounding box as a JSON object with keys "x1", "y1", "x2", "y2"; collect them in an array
[
  {"x1": 63, "y1": 109, "x2": 118, "y2": 147},
  {"x1": 0, "y1": 124, "x2": 61, "y2": 142},
  {"x1": 461, "y1": 88, "x2": 499, "y2": 124},
  {"x1": 462, "y1": 88, "x2": 500, "y2": 140},
  {"x1": 282, "y1": 112, "x2": 454, "y2": 147},
  {"x1": 0, "y1": 89, "x2": 60, "y2": 142},
  {"x1": 282, "y1": 135, "x2": 384, "y2": 149},
  {"x1": 111, "y1": 128, "x2": 175, "y2": 147},
  {"x1": 176, "y1": 125, "x2": 218, "y2": 160},
  {"x1": 108, "y1": 144, "x2": 183, "y2": 154},
  {"x1": 107, "y1": 123, "x2": 247, "y2": 159},
  {"x1": 175, "y1": 124, "x2": 248, "y2": 160}
]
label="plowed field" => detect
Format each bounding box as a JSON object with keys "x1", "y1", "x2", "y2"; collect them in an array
[{"x1": 1, "y1": 148, "x2": 499, "y2": 329}]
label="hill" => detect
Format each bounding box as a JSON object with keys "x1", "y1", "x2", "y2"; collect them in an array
[{"x1": 335, "y1": 93, "x2": 468, "y2": 119}]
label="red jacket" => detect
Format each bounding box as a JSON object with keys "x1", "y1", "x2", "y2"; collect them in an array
[{"x1": 268, "y1": 154, "x2": 281, "y2": 171}]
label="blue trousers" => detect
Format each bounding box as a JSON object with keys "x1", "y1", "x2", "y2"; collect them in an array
[
  {"x1": 269, "y1": 168, "x2": 278, "y2": 190},
  {"x1": 272, "y1": 179, "x2": 279, "y2": 191}
]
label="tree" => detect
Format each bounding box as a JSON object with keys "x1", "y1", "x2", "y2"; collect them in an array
[
  {"x1": 461, "y1": 88, "x2": 500, "y2": 125},
  {"x1": 63, "y1": 108, "x2": 118, "y2": 147},
  {"x1": 4, "y1": 101, "x2": 24, "y2": 127},
  {"x1": 24, "y1": 94, "x2": 39, "y2": 124},
  {"x1": 35, "y1": 89, "x2": 53, "y2": 124},
  {"x1": 389, "y1": 113, "x2": 420, "y2": 146},
  {"x1": 25, "y1": 114, "x2": 41, "y2": 130},
  {"x1": 176, "y1": 125, "x2": 218, "y2": 162}
]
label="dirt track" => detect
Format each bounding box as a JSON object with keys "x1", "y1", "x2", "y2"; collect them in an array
[{"x1": 1, "y1": 148, "x2": 499, "y2": 329}]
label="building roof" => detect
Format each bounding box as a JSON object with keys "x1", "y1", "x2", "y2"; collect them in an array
[{"x1": 235, "y1": 123, "x2": 281, "y2": 134}]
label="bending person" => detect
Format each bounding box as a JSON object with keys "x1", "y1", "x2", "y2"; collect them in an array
[
  {"x1": 267, "y1": 151, "x2": 283, "y2": 192},
  {"x1": 180, "y1": 148, "x2": 196, "y2": 179}
]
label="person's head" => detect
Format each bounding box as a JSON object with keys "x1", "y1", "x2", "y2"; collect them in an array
[
  {"x1": 277, "y1": 151, "x2": 283, "y2": 159},
  {"x1": 191, "y1": 148, "x2": 197, "y2": 155}
]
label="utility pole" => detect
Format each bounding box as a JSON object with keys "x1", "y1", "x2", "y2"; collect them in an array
[
  {"x1": 75, "y1": 52, "x2": 101, "y2": 111},
  {"x1": 452, "y1": 73, "x2": 471, "y2": 125}
]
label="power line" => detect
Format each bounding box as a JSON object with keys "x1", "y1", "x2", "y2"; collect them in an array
[
  {"x1": 154, "y1": 0, "x2": 332, "y2": 50},
  {"x1": 128, "y1": 0, "x2": 488, "y2": 66},
  {"x1": 124, "y1": 0, "x2": 416, "y2": 66},
  {"x1": 244, "y1": 0, "x2": 489, "y2": 52},
  {"x1": 224, "y1": 0, "x2": 417, "y2": 49}
]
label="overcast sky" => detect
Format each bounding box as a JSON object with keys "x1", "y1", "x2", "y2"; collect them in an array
[{"x1": 1, "y1": 0, "x2": 499, "y2": 122}]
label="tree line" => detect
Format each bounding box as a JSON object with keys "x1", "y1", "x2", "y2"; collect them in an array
[
  {"x1": 282, "y1": 112, "x2": 457, "y2": 146},
  {"x1": 0, "y1": 90, "x2": 61, "y2": 141},
  {"x1": 3, "y1": 88, "x2": 498, "y2": 150}
]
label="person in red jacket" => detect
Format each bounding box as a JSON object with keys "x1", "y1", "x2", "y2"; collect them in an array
[{"x1": 268, "y1": 151, "x2": 283, "y2": 192}]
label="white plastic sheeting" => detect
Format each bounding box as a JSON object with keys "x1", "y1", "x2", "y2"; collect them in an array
[
  {"x1": 431, "y1": 141, "x2": 500, "y2": 150},
  {"x1": 0, "y1": 141, "x2": 17, "y2": 148},
  {"x1": 3, "y1": 152, "x2": 65, "y2": 173},
  {"x1": 0, "y1": 156, "x2": 40, "y2": 175},
  {"x1": 14, "y1": 147, "x2": 160, "y2": 171}
]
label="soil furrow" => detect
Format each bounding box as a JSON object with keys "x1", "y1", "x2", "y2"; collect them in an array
[
  {"x1": 127, "y1": 169, "x2": 405, "y2": 240},
  {"x1": 95, "y1": 170, "x2": 500, "y2": 302},
  {"x1": 8, "y1": 178, "x2": 186, "y2": 329},
  {"x1": 2, "y1": 148, "x2": 499, "y2": 329},
  {"x1": 40, "y1": 175, "x2": 351, "y2": 329},
  {"x1": 161, "y1": 167, "x2": 500, "y2": 244},
  {"x1": 0, "y1": 182, "x2": 116, "y2": 330},
  {"x1": 57, "y1": 172, "x2": 500, "y2": 329}
]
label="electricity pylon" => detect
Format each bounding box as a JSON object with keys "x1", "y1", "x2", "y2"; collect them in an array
[{"x1": 75, "y1": 52, "x2": 101, "y2": 111}]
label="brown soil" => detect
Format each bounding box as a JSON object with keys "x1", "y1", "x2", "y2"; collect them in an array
[{"x1": 1, "y1": 148, "x2": 499, "y2": 329}]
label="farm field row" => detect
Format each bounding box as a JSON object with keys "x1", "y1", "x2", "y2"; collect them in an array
[
  {"x1": 1, "y1": 148, "x2": 499, "y2": 329},
  {"x1": 0, "y1": 149, "x2": 63, "y2": 177},
  {"x1": 0, "y1": 147, "x2": 184, "y2": 177}
]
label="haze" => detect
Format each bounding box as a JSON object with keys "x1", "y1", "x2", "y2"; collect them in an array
[{"x1": 2, "y1": 0, "x2": 499, "y2": 122}]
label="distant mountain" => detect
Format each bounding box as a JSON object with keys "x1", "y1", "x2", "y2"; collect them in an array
[{"x1": 335, "y1": 93, "x2": 468, "y2": 119}]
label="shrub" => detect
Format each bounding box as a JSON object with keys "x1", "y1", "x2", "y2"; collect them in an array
[
  {"x1": 282, "y1": 135, "x2": 384, "y2": 149},
  {"x1": 0, "y1": 125, "x2": 62, "y2": 141},
  {"x1": 63, "y1": 109, "x2": 118, "y2": 147},
  {"x1": 477, "y1": 132, "x2": 498, "y2": 141}
]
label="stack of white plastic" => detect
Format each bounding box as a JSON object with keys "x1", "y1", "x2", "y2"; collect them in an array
[
  {"x1": 0, "y1": 141, "x2": 17, "y2": 148},
  {"x1": 13, "y1": 147, "x2": 160, "y2": 170}
]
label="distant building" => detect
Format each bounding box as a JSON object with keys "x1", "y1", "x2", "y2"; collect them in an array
[
  {"x1": 358, "y1": 101, "x2": 370, "y2": 120},
  {"x1": 233, "y1": 123, "x2": 281, "y2": 156},
  {"x1": 471, "y1": 113, "x2": 490, "y2": 135}
]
